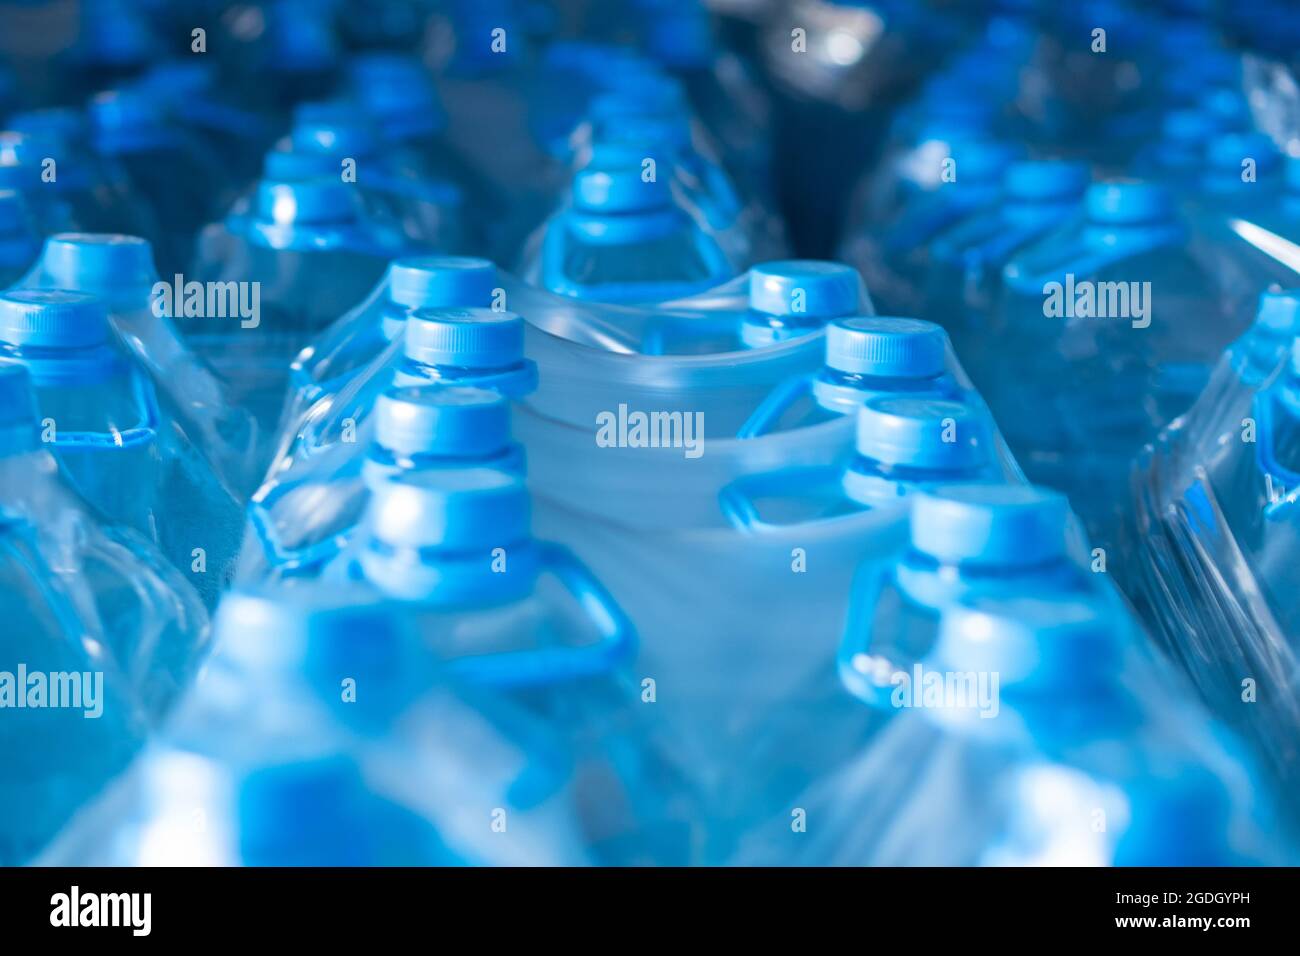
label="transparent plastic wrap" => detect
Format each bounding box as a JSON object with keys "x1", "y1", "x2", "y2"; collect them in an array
[
  {"x1": 0, "y1": 514, "x2": 147, "y2": 865},
  {"x1": 319, "y1": 471, "x2": 703, "y2": 865},
  {"x1": 730, "y1": 594, "x2": 1288, "y2": 865},
  {"x1": 20, "y1": 233, "x2": 264, "y2": 496},
  {"x1": 240, "y1": 384, "x2": 524, "y2": 584},
  {"x1": 40, "y1": 587, "x2": 592, "y2": 866},
  {"x1": 519, "y1": 400, "x2": 1021, "y2": 797},
  {"x1": 0, "y1": 290, "x2": 243, "y2": 609},
  {"x1": 989, "y1": 180, "x2": 1245, "y2": 570},
  {"x1": 1133, "y1": 302, "x2": 1300, "y2": 810},
  {"x1": 262, "y1": 260, "x2": 872, "y2": 513}
]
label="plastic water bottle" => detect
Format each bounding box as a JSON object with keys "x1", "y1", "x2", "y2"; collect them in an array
[
  {"x1": 268, "y1": 301, "x2": 536, "y2": 494},
  {"x1": 282, "y1": 114, "x2": 466, "y2": 250},
  {"x1": 580, "y1": 116, "x2": 770, "y2": 268},
  {"x1": 0, "y1": 507, "x2": 146, "y2": 864},
  {"x1": 631, "y1": 258, "x2": 865, "y2": 355},
  {"x1": 707, "y1": 481, "x2": 1084, "y2": 859},
  {"x1": 738, "y1": 316, "x2": 956, "y2": 438},
  {"x1": 391, "y1": 307, "x2": 539, "y2": 393},
  {"x1": 41, "y1": 587, "x2": 592, "y2": 865},
  {"x1": 842, "y1": 137, "x2": 1021, "y2": 316},
  {"x1": 21, "y1": 233, "x2": 263, "y2": 495},
  {"x1": 243, "y1": 384, "x2": 524, "y2": 582},
  {"x1": 923, "y1": 159, "x2": 1090, "y2": 362},
  {"x1": 525, "y1": 43, "x2": 645, "y2": 157},
  {"x1": 732, "y1": 258, "x2": 865, "y2": 350},
  {"x1": 838, "y1": 484, "x2": 1094, "y2": 711},
  {"x1": 189, "y1": 178, "x2": 410, "y2": 431},
  {"x1": 0, "y1": 128, "x2": 149, "y2": 239},
  {"x1": 342, "y1": 469, "x2": 700, "y2": 864},
  {"x1": 0, "y1": 189, "x2": 39, "y2": 286},
  {"x1": 0, "y1": 289, "x2": 243, "y2": 609},
  {"x1": 994, "y1": 180, "x2": 1233, "y2": 550},
  {"x1": 1189, "y1": 149, "x2": 1300, "y2": 326},
  {"x1": 223, "y1": 0, "x2": 342, "y2": 109},
  {"x1": 344, "y1": 54, "x2": 486, "y2": 206},
  {"x1": 527, "y1": 162, "x2": 738, "y2": 304},
  {"x1": 0, "y1": 362, "x2": 208, "y2": 719},
  {"x1": 283, "y1": 255, "x2": 501, "y2": 431},
  {"x1": 88, "y1": 87, "x2": 230, "y2": 276},
  {"x1": 59, "y1": 0, "x2": 158, "y2": 94},
  {"x1": 131, "y1": 60, "x2": 278, "y2": 187},
  {"x1": 731, "y1": 593, "x2": 1283, "y2": 864},
  {"x1": 722, "y1": 395, "x2": 1008, "y2": 532}
]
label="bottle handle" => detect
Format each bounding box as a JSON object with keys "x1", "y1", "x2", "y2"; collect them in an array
[
  {"x1": 835, "y1": 564, "x2": 913, "y2": 711},
  {"x1": 47, "y1": 370, "x2": 160, "y2": 449},
  {"x1": 736, "y1": 373, "x2": 813, "y2": 439},
  {"x1": 445, "y1": 541, "x2": 638, "y2": 689},
  {"x1": 1253, "y1": 389, "x2": 1300, "y2": 520}
]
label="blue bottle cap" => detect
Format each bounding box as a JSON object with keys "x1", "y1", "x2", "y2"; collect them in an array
[
  {"x1": 950, "y1": 138, "x2": 1021, "y2": 181},
  {"x1": 38, "y1": 233, "x2": 158, "y2": 292},
  {"x1": 256, "y1": 180, "x2": 357, "y2": 225},
  {"x1": 1085, "y1": 181, "x2": 1174, "y2": 224},
  {"x1": 910, "y1": 483, "x2": 1070, "y2": 567},
  {"x1": 1257, "y1": 290, "x2": 1300, "y2": 336},
  {"x1": 0, "y1": 364, "x2": 40, "y2": 455},
  {"x1": 374, "y1": 385, "x2": 510, "y2": 458},
  {"x1": 598, "y1": 114, "x2": 692, "y2": 154},
  {"x1": 748, "y1": 260, "x2": 860, "y2": 318},
  {"x1": 1161, "y1": 108, "x2": 1220, "y2": 144},
  {"x1": 388, "y1": 257, "x2": 498, "y2": 310},
  {"x1": 644, "y1": 9, "x2": 713, "y2": 70},
  {"x1": 588, "y1": 75, "x2": 687, "y2": 118},
  {"x1": 855, "y1": 396, "x2": 991, "y2": 470},
  {"x1": 825, "y1": 316, "x2": 947, "y2": 377},
  {"x1": 237, "y1": 757, "x2": 370, "y2": 861},
  {"x1": 89, "y1": 88, "x2": 165, "y2": 134},
  {"x1": 1003, "y1": 160, "x2": 1090, "y2": 202},
  {"x1": 912, "y1": 99, "x2": 995, "y2": 139},
  {"x1": 405, "y1": 307, "x2": 524, "y2": 369},
  {"x1": 585, "y1": 141, "x2": 650, "y2": 168},
  {"x1": 366, "y1": 468, "x2": 530, "y2": 551},
  {"x1": 933, "y1": 594, "x2": 1119, "y2": 690},
  {"x1": 571, "y1": 164, "x2": 670, "y2": 213},
  {"x1": 5, "y1": 108, "x2": 87, "y2": 144},
  {"x1": 0, "y1": 289, "x2": 109, "y2": 348},
  {"x1": 212, "y1": 586, "x2": 406, "y2": 679},
  {"x1": 0, "y1": 130, "x2": 62, "y2": 170},
  {"x1": 350, "y1": 56, "x2": 446, "y2": 133},
  {"x1": 1202, "y1": 87, "x2": 1248, "y2": 124},
  {"x1": 291, "y1": 119, "x2": 379, "y2": 159},
  {"x1": 1206, "y1": 131, "x2": 1278, "y2": 173},
  {"x1": 542, "y1": 40, "x2": 637, "y2": 76},
  {"x1": 292, "y1": 99, "x2": 360, "y2": 126},
  {"x1": 139, "y1": 60, "x2": 214, "y2": 97},
  {"x1": 262, "y1": 147, "x2": 341, "y2": 181}
]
